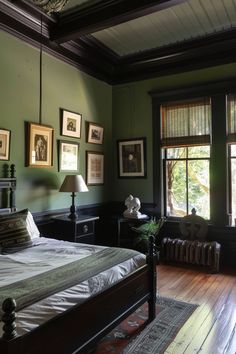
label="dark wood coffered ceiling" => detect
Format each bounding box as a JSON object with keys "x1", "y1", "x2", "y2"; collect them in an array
[{"x1": 1, "y1": 0, "x2": 236, "y2": 84}]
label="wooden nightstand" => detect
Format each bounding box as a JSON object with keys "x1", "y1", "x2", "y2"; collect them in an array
[
  {"x1": 51, "y1": 215, "x2": 99, "y2": 244},
  {"x1": 117, "y1": 216, "x2": 149, "y2": 248}
]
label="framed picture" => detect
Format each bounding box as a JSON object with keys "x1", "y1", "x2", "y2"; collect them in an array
[
  {"x1": 117, "y1": 137, "x2": 147, "y2": 178},
  {"x1": 87, "y1": 122, "x2": 104, "y2": 144},
  {"x1": 0, "y1": 129, "x2": 10, "y2": 161},
  {"x1": 86, "y1": 151, "x2": 104, "y2": 185},
  {"x1": 58, "y1": 140, "x2": 79, "y2": 172},
  {"x1": 27, "y1": 123, "x2": 53, "y2": 168},
  {"x1": 61, "y1": 108, "x2": 82, "y2": 138}
]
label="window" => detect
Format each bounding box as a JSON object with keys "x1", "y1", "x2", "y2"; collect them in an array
[
  {"x1": 163, "y1": 146, "x2": 210, "y2": 218},
  {"x1": 161, "y1": 98, "x2": 211, "y2": 219},
  {"x1": 227, "y1": 94, "x2": 236, "y2": 225}
]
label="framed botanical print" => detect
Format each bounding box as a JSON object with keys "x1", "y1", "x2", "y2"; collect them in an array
[
  {"x1": 117, "y1": 137, "x2": 147, "y2": 178},
  {"x1": 87, "y1": 122, "x2": 104, "y2": 144},
  {"x1": 58, "y1": 140, "x2": 79, "y2": 172},
  {"x1": 0, "y1": 129, "x2": 10, "y2": 161},
  {"x1": 61, "y1": 108, "x2": 82, "y2": 138},
  {"x1": 86, "y1": 151, "x2": 104, "y2": 185},
  {"x1": 27, "y1": 123, "x2": 53, "y2": 168}
]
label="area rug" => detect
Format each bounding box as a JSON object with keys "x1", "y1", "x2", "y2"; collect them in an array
[{"x1": 93, "y1": 296, "x2": 198, "y2": 354}]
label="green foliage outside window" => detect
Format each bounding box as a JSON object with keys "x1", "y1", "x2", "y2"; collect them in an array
[{"x1": 165, "y1": 146, "x2": 210, "y2": 219}]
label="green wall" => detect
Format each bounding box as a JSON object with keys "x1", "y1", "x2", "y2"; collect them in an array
[
  {"x1": 1, "y1": 30, "x2": 236, "y2": 212},
  {"x1": 0, "y1": 31, "x2": 112, "y2": 212},
  {"x1": 112, "y1": 63, "x2": 236, "y2": 203}
]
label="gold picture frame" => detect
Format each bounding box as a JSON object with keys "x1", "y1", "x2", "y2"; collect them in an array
[
  {"x1": 0, "y1": 129, "x2": 11, "y2": 161},
  {"x1": 86, "y1": 151, "x2": 104, "y2": 185},
  {"x1": 27, "y1": 123, "x2": 53, "y2": 168}
]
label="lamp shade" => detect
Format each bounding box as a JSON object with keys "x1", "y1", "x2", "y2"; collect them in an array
[{"x1": 59, "y1": 175, "x2": 89, "y2": 193}]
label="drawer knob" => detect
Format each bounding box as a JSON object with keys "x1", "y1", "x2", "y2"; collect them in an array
[{"x1": 83, "y1": 224, "x2": 89, "y2": 233}]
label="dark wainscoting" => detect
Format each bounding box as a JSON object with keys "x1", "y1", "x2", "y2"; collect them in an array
[{"x1": 34, "y1": 202, "x2": 236, "y2": 266}]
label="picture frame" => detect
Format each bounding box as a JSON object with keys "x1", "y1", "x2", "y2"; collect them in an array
[
  {"x1": 58, "y1": 140, "x2": 80, "y2": 172},
  {"x1": 117, "y1": 137, "x2": 147, "y2": 178},
  {"x1": 61, "y1": 108, "x2": 82, "y2": 138},
  {"x1": 0, "y1": 129, "x2": 11, "y2": 161},
  {"x1": 27, "y1": 123, "x2": 53, "y2": 168},
  {"x1": 87, "y1": 122, "x2": 104, "y2": 144},
  {"x1": 86, "y1": 151, "x2": 104, "y2": 185}
]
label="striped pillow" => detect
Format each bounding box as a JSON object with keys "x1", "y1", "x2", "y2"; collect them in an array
[{"x1": 0, "y1": 209, "x2": 33, "y2": 253}]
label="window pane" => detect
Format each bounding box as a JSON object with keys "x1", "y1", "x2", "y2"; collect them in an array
[
  {"x1": 188, "y1": 146, "x2": 210, "y2": 158},
  {"x1": 188, "y1": 160, "x2": 210, "y2": 219},
  {"x1": 166, "y1": 160, "x2": 186, "y2": 216},
  {"x1": 230, "y1": 144, "x2": 236, "y2": 157},
  {"x1": 231, "y1": 157, "x2": 236, "y2": 225},
  {"x1": 166, "y1": 147, "x2": 186, "y2": 159},
  {"x1": 227, "y1": 94, "x2": 236, "y2": 135}
]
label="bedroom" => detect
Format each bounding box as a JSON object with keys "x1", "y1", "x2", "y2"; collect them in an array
[{"x1": 0, "y1": 0, "x2": 236, "y2": 353}]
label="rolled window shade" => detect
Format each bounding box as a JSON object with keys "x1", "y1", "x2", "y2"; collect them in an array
[
  {"x1": 227, "y1": 94, "x2": 236, "y2": 143},
  {"x1": 161, "y1": 98, "x2": 211, "y2": 148}
]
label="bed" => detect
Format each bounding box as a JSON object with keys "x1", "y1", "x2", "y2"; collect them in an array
[{"x1": 0, "y1": 165, "x2": 157, "y2": 354}]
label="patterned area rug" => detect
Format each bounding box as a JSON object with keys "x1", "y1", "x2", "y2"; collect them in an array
[{"x1": 93, "y1": 296, "x2": 198, "y2": 354}]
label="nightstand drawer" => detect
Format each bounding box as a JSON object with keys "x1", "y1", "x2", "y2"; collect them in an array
[{"x1": 76, "y1": 221, "x2": 94, "y2": 236}]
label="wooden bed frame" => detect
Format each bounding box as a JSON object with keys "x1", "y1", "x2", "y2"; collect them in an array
[
  {"x1": 0, "y1": 165, "x2": 157, "y2": 354},
  {"x1": 0, "y1": 164, "x2": 16, "y2": 213}
]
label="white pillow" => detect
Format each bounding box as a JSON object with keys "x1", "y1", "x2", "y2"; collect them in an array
[{"x1": 26, "y1": 210, "x2": 40, "y2": 239}]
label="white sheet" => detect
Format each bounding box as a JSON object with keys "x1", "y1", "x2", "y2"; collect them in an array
[{"x1": 0, "y1": 237, "x2": 146, "y2": 336}]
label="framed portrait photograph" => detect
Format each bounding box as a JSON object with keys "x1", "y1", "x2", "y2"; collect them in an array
[
  {"x1": 117, "y1": 137, "x2": 147, "y2": 178},
  {"x1": 61, "y1": 108, "x2": 82, "y2": 138},
  {"x1": 87, "y1": 122, "x2": 104, "y2": 144},
  {"x1": 27, "y1": 123, "x2": 53, "y2": 168},
  {"x1": 0, "y1": 129, "x2": 11, "y2": 161},
  {"x1": 58, "y1": 140, "x2": 79, "y2": 172},
  {"x1": 86, "y1": 151, "x2": 104, "y2": 185}
]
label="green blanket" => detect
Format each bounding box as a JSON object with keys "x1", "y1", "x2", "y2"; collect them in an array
[{"x1": 0, "y1": 247, "x2": 141, "y2": 313}]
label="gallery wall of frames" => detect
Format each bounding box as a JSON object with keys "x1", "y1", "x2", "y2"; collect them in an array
[{"x1": 0, "y1": 108, "x2": 105, "y2": 186}]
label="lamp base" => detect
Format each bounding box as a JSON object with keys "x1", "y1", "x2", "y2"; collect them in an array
[
  {"x1": 69, "y1": 196, "x2": 77, "y2": 219},
  {"x1": 68, "y1": 212, "x2": 77, "y2": 220}
]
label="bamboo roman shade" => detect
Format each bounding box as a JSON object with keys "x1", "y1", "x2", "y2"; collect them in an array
[
  {"x1": 227, "y1": 94, "x2": 236, "y2": 143},
  {"x1": 161, "y1": 98, "x2": 211, "y2": 148}
]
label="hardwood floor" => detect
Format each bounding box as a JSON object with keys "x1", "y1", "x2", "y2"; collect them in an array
[{"x1": 158, "y1": 264, "x2": 236, "y2": 354}]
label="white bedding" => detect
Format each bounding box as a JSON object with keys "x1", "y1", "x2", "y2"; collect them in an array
[{"x1": 0, "y1": 237, "x2": 146, "y2": 336}]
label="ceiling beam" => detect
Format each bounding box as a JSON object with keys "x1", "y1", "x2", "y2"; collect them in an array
[{"x1": 52, "y1": 0, "x2": 188, "y2": 43}]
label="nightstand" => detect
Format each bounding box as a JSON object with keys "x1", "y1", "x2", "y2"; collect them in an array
[
  {"x1": 117, "y1": 216, "x2": 149, "y2": 248},
  {"x1": 51, "y1": 215, "x2": 99, "y2": 244}
]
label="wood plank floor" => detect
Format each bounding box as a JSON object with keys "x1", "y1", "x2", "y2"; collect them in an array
[{"x1": 158, "y1": 264, "x2": 236, "y2": 354}]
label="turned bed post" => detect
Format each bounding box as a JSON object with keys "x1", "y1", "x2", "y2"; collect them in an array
[
  {"x1": 10, "y1": 164, "x2": 16, "y2": 212},
  {"x1": 1, "y1": 298, "x2": 17, "y2": 340},
  {"x1": 147, "y1": 235, "x2": 157, "y2": 321}
]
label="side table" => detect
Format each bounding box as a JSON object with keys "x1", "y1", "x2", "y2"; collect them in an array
[
  {"x1": 51, "y1": 214, "x2": 99, "y2": 244},
  {"x1": 117, "y1": 216, "x2": 149, "y2": 248}
]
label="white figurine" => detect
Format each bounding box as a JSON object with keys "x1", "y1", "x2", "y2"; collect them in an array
[{"x1": 123, "y1": 195, "x2": 147, "y2": 219}]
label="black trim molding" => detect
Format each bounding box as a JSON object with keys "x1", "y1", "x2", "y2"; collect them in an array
[
  {"x1": 1, "y1": 0, "x2": 236, "y2": 84},
  {"x1": 34, "y1": 201, "x2": 236, "y2": 265}
]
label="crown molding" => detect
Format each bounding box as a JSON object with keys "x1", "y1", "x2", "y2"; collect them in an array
[{"x1": 1, "y1": 0, "x2": 236, "y2": 85}]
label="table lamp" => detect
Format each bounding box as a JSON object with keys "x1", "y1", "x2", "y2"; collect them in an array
[{"x1": 59, "y1": 175, "x2": 89, "y2": 219}]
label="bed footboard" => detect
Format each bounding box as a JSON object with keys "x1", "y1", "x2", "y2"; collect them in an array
[{"x1": 0, "y1": 237, "x2": 157, "y2": 354}]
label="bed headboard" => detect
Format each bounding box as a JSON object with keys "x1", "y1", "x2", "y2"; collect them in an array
[{"x1": 0, "y1": 164, "x2": 16, "y2": 214}]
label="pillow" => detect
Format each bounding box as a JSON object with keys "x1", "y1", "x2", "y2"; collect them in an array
[
  {"x1": 26, "y1": 210, "x2": 40, "y2": 239},
  {"x1": 0, "y1": 209, "x2": 33, "y2": 253},
  {"x1": 0, "y1": 209, "x2": 40, "y2": 240}
]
